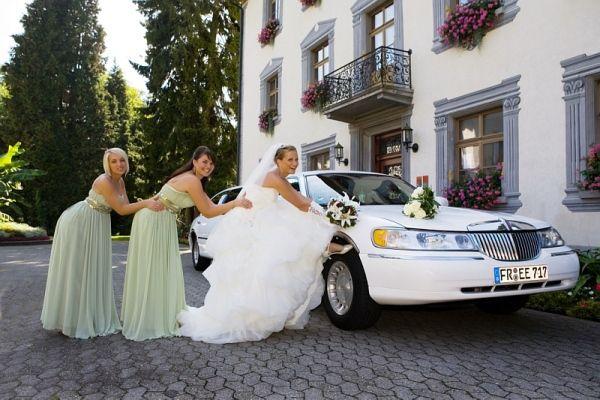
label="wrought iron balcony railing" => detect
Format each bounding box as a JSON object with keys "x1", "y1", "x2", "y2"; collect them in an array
[{"x1": 323, "y1": 46, "x2": 412, "y2": 109}]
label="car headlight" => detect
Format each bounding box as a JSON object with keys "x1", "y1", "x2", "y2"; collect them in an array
[
  {"x1": 372, "y1": 228, "x2": 478, "y2": 251},
  {"x1": 539, "y1": 227, "x2": 565, "y2": 248}
]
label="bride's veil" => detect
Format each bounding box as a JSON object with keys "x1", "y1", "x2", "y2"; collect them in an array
[{"x1": 237, "y1": 143, "x2": 284, "y2": 198}]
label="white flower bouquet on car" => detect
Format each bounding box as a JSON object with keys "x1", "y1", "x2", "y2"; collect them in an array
[
  {"x1": 403, "y1": 186, "x2": 439, "y2": 219},
  {"x1": 326, "y1": 192, "x2": 360, "y2": 228}
]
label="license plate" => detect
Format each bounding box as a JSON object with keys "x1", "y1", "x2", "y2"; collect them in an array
[{"x1": 493, "y1": 265, "x2": 548, "y2": 285}]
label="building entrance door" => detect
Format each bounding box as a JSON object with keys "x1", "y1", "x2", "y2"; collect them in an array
[{"x1": 373, "y1": 131, "x2": 403, "y2": 177}]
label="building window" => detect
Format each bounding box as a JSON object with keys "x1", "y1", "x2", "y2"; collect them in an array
[
  {"x1": 300, "y1": 19, "x2": 335, "y2": 103},
  {"x1": 263, "y1": 0, "x2": 282, "y2": 28},
  {"x1": 561, "y1": 52, "x2": 600, "y2": 212},
  {"x1": 312, "y1": 42, "x2": 330, "y2": 83},
  {"x1": 301, "y1": 134, "x2": 336, "y2": 172},
  {"x1": 309, "y1": 150, "x2": 331, "y2": 170},
  {"x1": 351, "y1": 0, "x2": 403, "y2": 58},
  {"x1": 431, "y1": 0, "x2": 521, "y2": 54},
  {"x1": 260, "y1": 58, "x2": 283, "y2": 126},
  {"x1": 370, "y1": 2, "x2": 394, "y2": 49},
  {"x1": 595, "y1": 79, "x2": 600, "y2": 146},
  {"x1": 268, "y1": 0, "x2": 277, "y2": 20},
  {"x1": 434, "y1": 75, "x2": 521, "y2": 213},
  {"x1": 267, "y1": 76, "x2": 278, "y2": 111},
  {"x1": 455, "y1": 109, "x2": 503, "y2": 182}
]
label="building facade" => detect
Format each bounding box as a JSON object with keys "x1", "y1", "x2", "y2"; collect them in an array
[{"x1": 239, "y1": 0, "x2": 600, "y2": 247}]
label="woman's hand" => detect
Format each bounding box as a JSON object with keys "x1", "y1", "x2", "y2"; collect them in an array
[
  {"x1": 143, "y1": 198, "x2": 164, "y2": 212},
  {"x1": 234, "y1": 195, "x2": 253, "y2": 209}
]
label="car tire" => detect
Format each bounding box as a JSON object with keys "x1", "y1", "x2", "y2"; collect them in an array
[
  {"x1": 191, "y1": 235, "x2": 212, "y2": 272},
  {"x1": 322, "y1": 250, "x2": 381, "y2": 330},
  {"x1": 475, "y1": 295, "x2": 530, "y2": 314}
]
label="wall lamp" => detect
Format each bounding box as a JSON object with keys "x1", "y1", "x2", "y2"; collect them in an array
[
  {"x1": 401, "y1": 125, "x2": 418, "y2": 153},
  {"x1": 334, "y1": 142, "x2": 349, "y2": 166}
]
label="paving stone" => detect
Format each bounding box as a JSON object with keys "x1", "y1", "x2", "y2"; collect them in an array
[{"x1": 1, "y1": 242, "x2": 599, "y2": 400}]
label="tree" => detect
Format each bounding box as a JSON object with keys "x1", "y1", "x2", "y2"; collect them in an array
[
  {"x1": 105, "y1": 64, "x2": 130, "y2": 150},
  {"x1": 133, "y1": 0, "x2": 240, "y2": 197},
  {"x1": 0, "y1": 142, "x2": 45, "y2": 222},
  {"x1": 1, "y1": 0, "x2": 108, "y2": 231}
]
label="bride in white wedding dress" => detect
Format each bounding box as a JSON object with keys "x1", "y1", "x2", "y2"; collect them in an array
[{"x1": 177, "y1": 144, "x2": 349, "y2": 344}]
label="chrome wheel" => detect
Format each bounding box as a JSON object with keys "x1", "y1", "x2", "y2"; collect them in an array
[
  {"x1": 191, "y1": 237, "x2": 199, "y2": 266},
  {"x1": 327, "y1": 260, "x2": 354, "y2": 315}
]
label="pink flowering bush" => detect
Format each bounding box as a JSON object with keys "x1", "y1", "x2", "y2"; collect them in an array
[
  {"x1": 301, "y1": 81, "x2": 329, "y2": 112},
  {"x1": 258, "y1": 109, "x2": 277, "y2": 133},
  {"x1": 438, "y1": 0, "x2": 502, "y2": 50},
  {"x1": 300, "y1": 0, "x2": 319, "y2": 7},
  {"x1": 258, "y1": 19, "x2": 280, "y2": 45},
  {"x1": 579, "y1": 144, "x2": 600, "y2": 191},
  {"x1": 445, "y1": 165, "x2": 502, "y2": 209}
]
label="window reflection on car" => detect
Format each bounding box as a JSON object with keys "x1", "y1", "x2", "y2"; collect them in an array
[{"x1": 306, "y1": 173, "x2": 413, "y2": 206}]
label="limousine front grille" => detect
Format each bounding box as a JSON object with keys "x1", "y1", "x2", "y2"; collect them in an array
[{"x1": 468, "y1": 231, "x2": 541, "y2": 262}]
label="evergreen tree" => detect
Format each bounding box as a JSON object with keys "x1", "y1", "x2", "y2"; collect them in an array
[
  {"x1": 1, "y1": 0, "x2": 108, "y2": 231},
  {"x1": 105, "y1": 64, "x2": 130, "y2": 150},
  {"x1": 134, "y1": 0, "x2": 240, "y2": 197}
]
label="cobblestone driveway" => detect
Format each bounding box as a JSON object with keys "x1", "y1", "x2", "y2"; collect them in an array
[{"x1": 1, "y1": 242, "x2": 599, "y2": 399}]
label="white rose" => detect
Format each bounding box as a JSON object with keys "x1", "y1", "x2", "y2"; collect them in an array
[
  {"x1": 415, "y1": 209, "x2": 427, "y2": 219},
  {"x1": 412, "y1": 187, "x2": 424, "y2": 197}
]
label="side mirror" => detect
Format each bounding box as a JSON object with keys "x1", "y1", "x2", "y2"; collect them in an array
[{"x1": 435, "y1": 196, "x2": 449, "y2": 207}]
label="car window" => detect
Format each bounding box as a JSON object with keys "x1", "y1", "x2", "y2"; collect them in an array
[
  {"x1": 220, "y1": 188, "x2": 241, "y2": 204},
  {"x1": 306, "y1": 173, "x2": 412, "y2": 206},
  {"x1": 287, "y1": 177, "x2": 300, "y2": 192}
]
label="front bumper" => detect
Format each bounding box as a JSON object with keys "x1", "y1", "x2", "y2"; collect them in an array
[{"x1": 360, "y1": 247, "x2": 579, "y2": 305}]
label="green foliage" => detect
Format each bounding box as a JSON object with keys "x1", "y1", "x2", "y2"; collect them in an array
[
  {"x1": 103, "y1": 65, "x2": 147, "y2": 234},
  {"x1": 566, "y1": 300, "x2": 600, "y2": 321},
  {"x1": 1, "y1": 0, "x2": 108, "y2": 232},
  {"x1": 572, "y1": 248, "x2": 600, "y2": 297},
  {"x1": 526, "y1": 291, "x2": 576, "y2": 314},
  {"x1": 0, "y1": 142, "x2": 45, "y2": 220},
  {"x1": 0, "y1": 221, "x2": 47, "y2": 239},
  {"x1": 133, "y1": 0, "x2": 241, "y2": 198},
  {"x1": 527, "y1": 248, "x2": 600, "y2": 322}
]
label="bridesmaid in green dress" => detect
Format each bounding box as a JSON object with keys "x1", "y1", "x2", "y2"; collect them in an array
[
  {"x1": 121, "y1": 146, "x2": 252, "y2": 341},
  {"x1": 41, "y1": 148, "x2": 164, "y2": 339}
]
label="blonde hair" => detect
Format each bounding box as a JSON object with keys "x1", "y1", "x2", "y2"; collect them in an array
[
  {"x1": 274, "y1": 145, "x2": 297, "y2": 162},
  {"x1": 103, "y1": 147, "x2": 129, "y2": 176}
]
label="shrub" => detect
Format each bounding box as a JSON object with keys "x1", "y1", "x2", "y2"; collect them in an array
[{"x1": 0, "y1": 221, "x2": 48, "y2": 238}]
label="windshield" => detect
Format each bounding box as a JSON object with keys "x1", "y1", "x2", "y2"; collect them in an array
[{"x1": 305, "y1": 173, "x2": 414, "y2": 206}]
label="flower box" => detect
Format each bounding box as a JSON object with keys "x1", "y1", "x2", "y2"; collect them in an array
[
  {"x1": 578, "y1": 190, "x2": 600, "y2": 200},
  {"x1": 301, "y1": 81, "x2": 329, "y2": 112},
  {"x1": 437, "y1": 0, "x2": 502, "y2": 50},
  {"x1": 258, "y1": 109, "x2": 278, "y2": 134},
  {"x1": 258, "y1": 19, "x2": 280, "y2": 45}
]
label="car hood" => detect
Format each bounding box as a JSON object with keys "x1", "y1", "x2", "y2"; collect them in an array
[{"x1": 360, "y1": 205, "x2": 551, "y2": 231}]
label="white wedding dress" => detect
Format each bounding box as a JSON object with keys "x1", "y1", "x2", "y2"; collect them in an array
[{"x1": 177, "y1": 183, "x2": 336, "y2": 344}]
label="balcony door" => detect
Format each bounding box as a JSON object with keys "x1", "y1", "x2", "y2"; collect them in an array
[{"x1": 374, "y1": 131, "x2": 402, "y2": 177}]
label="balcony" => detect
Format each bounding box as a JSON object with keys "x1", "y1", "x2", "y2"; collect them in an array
[{"x1": 323, "y1": 47, "x2": 413, "y2": 123}]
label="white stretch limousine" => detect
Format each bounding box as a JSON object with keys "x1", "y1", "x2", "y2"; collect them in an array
[{"x1": 189, "y1": 171, "x2": 579, "y2": 330}]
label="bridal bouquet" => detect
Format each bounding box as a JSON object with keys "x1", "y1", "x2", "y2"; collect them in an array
[
  {"x1": 403, "y1": 186, "x2": 439, "y2": 219},
  {"x1": 326, "y1": 193, "x2": 360, "y2": 228}
]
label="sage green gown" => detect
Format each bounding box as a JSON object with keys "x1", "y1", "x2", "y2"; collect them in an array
[
  {"x1": 41, "y1": 189, "x2": 121, "y2": 339},
  {"x1": 121, "y1": 184, "x2": 193, "y2": 341}
]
